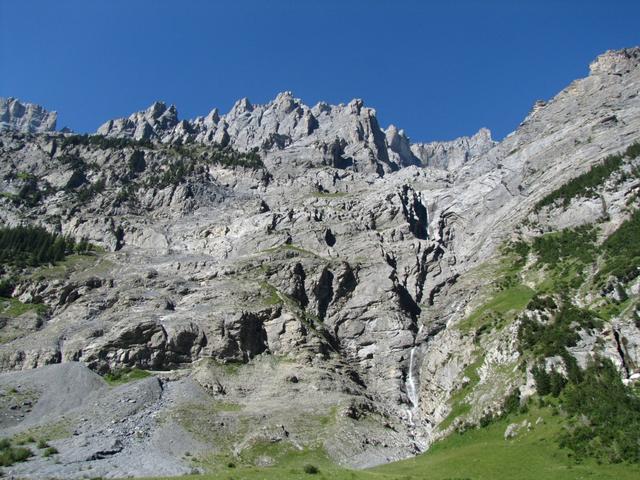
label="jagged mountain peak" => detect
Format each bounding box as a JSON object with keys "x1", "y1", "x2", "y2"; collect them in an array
[
  {"x1": 0, "y1": 96, "x2": 57, "y2": 134},
  {"x1": 145, "y1": 100, "x2": 177, "y2": 118},
  {"x1": 229, "y1": 96, "x2": 254, "y2": 115}
]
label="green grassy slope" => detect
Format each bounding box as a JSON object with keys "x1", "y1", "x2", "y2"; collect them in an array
[{"x1": 374, "y1": 407, "x2": 640, "y2": 480}]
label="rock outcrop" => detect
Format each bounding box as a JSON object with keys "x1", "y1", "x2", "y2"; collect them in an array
[
  {"x1": 0, "y1": 97, "x2": 57, "y2": 133},
  {"x1": 410, "y1": 127, "x2": 495, "y2": 170}
]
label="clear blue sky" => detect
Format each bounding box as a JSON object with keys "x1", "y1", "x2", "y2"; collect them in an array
[{"x1": 1, "y1": 1, "x2": 639, "y2": 141}]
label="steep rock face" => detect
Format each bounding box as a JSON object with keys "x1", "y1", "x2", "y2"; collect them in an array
[
  {"x1": 410, "y1": 128, "x2": 496, "y2": 170},
  {"x1": 0, "y1": 97, "x2": 57, "y2": 133},
  {"x1": 385, "y1": 125, "x2": 422, "y2": 168}
]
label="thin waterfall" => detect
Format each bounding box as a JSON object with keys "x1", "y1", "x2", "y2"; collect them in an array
[{"x1": 405, "y1": 325, "x2": 423, "y2": 426}]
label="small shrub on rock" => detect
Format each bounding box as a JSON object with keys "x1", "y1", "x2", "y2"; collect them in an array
[
  {"x1": 42, "y1": 446, "x2": 58, "y2": 457},
  {"x1": 303, "y1": 464, "x2": 319, "y2": 474},
  {"x1": 0, "y1": 443, "x2": 32, "y2": 466}
]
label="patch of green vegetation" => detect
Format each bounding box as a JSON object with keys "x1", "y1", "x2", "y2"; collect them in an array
[
  {"x1": 238, "y1": 439, "x2": 298, "y2": 465},
  {"x1": 303, "y1": 463, "x2": 320, "y2": 474},
  {"x1": 460, "y1": 284, "x2": 535, "y2": 334},
  {"x1": 526, "y1": 357, "x2": 640, "y2": 464},
  {"x1": 625, "y1": 142, "x2": 640, "y2": 160},
  {"x1": 30, "y1": 253, "x2": 108, "y2": 281},
  {"x1": 457, "y1": 245, "x2": 536, "y2": 337},
  {"x1": 595, "y1": 298, "x2": 633, "y2": 321},
  {"x1": 260, "y1": 281, "x2": 283, "y2": 306},
  {"x1": 439, "y1": 400, "x2": 472, "y2": 432},
  {"x1": 532, "y1": 225, "x2": 597, "y2": 267},
  {"x1": 526, "y1": 294, "x2": 557, "y2": 312},
  {"x1": 205, "y1": 144, "x2": 263, "y2": 170},
  {"x1": 534, "y1": 141, "x2": 640, "y2": 211},
  {"x1": 59, "y1": 133, "x2": 154, "y2": 150},
  {"x1": 597, "y1": 209, "x2": 640, "y2": 284},
  {"x1": 0, "y1": 191, "x2": 19, "y2": 202},
  {"x1": 516, "y1": 263, "x2": 640, "y2": 465},
  {"x1": 142, "y1": 144, "x2": 263, "y2": 191},
  {"x1": 525, "y1": 226, "x2": 601, "y2": 292},
  {"x1": 0, "y1": 297, "x2": 48, "y2": 318},
  {"x1": 75, "y1": 177, "x2": 106, "y2": 202},
  {"x1": 508, "y1": 218, "x2": 640, "y2": 467},
  {"x1": 103, "y1": 367, "x2": 153, "y2": 386},
  {"x1": 315, "y1": 405, "x2": 339, "y2": 427},
  {"x1": 531, "y1": 364, "x2": 568, "y2": 398},
  {"x1": 201, "y1": 357, "x2": 247, "y2": 375},
  {"x1": 455, "y1": 218, "x2": 633, "y2": 442},
  {"x1": 42, "y1": 446, "x2": 58, "y2": 457},
  {"x1": 171, "y1": 143, "x2": 264, "y2": 170},
  {"x1": 0, "y1": 438, "x2": 32, "y2": 467},
  {"x1": 519, "y1": 301, "x2": 601, "y2": 359},
  {"x1": 12, "y1": 420, "x2": 73, "y2": 444},
  {"x1": 15, "y1": 172, "x2": 35, "y2": 181},
  {"x1": 128, "y1": 150, "x2": 147, "y2": 174},
  {"x1": 504, "y1": 240, "x2": 531, "y2": 269},
  {"x1": 14, "y1": 435, "x2": 36, "y2": 446},
  {"x1": 57, "y1": 136, "x2": 263, "y2": 208},
  {"x1": 145, "y1": 159, "x2": 192, "y2": 189},
  {"x1": 12, "y1": 176, "x2": 44, "y2": 207},
  {"x1": 0, "y1": 225, "x2": 93, "y2": 269},
  {"x1": 560, "y1": 358, "x2": 640, "y2": 464}
]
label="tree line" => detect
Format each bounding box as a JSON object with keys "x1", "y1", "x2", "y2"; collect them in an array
[{"x1": 0, "y1": 226, "x2": 92, "y2": 268}]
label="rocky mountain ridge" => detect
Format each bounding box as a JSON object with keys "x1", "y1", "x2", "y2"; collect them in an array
[
  {"x1": 96, "y1": 91, "x2": 493, "y2": 174},
  {"x1": 0, "y1": 47, "x2": 639, "y2": 479}
]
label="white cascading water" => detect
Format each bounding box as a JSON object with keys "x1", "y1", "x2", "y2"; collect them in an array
[{"x1": 405, "y1": 325, "x2": 423, "y2": 426}]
